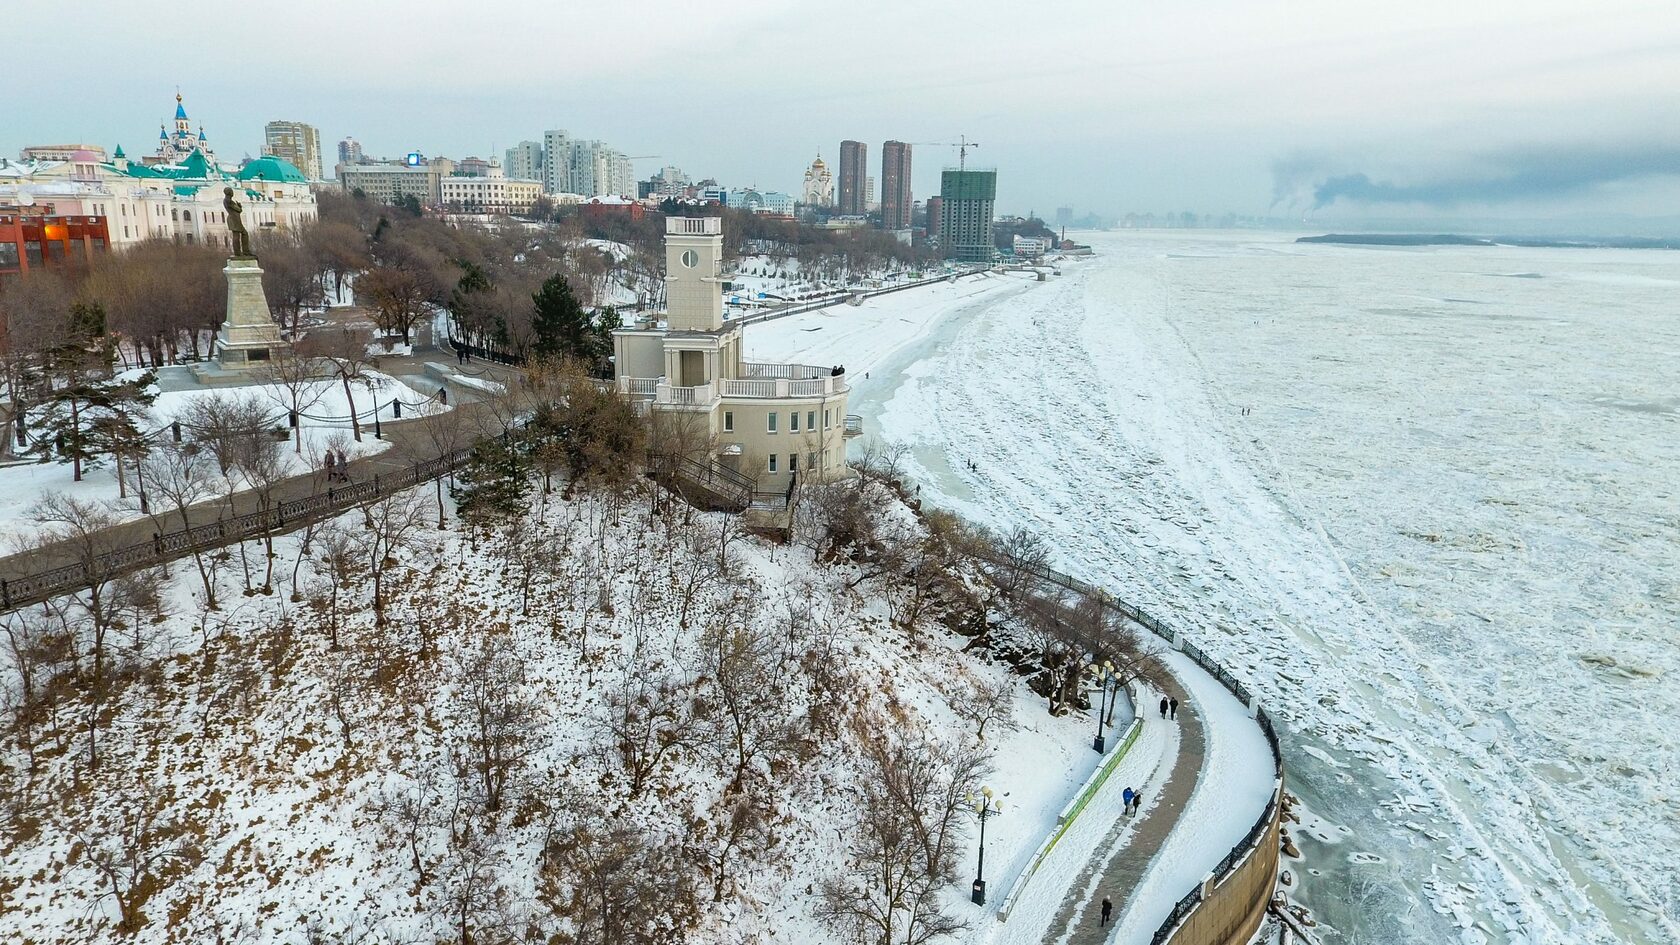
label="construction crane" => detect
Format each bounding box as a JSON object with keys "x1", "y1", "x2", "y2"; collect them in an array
[
  {"x1": 910, "y1": 135, "x2": 981, "y2": 171},
  {"x1": 625, "y1": 155, "x2": 663, "y2": 161}
]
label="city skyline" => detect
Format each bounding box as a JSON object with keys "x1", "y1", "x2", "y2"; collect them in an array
[{"x1": 5, "y1": 0, "x2": 1677, "y2": 233}]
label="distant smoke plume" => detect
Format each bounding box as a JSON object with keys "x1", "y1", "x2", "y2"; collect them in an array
[{"x1": 1273, "y1": 145, "x2": 1680, "y2": 210}]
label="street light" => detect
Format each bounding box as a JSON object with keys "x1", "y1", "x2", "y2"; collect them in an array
[
  {"x1": 1092, "y1": 660, "x2": 1115, "y2": 753},
  {"x1": 969, "y1": 786, "x2": 1003, "y2": 905}
]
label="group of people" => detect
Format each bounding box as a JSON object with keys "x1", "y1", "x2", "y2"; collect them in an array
[
  {"x1": 1121, "y1": 784, "x2": 1144, "y2": 816},
  {"x1": 1158, "y1": 695, "x2": 1180, "y2": 719},
  {"x1": 322, "y1": 448, "x2": 352, "y2": 484}
]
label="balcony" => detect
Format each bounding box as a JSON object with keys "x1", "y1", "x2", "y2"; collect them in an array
[
  {"x1": 619, "y1": 365, "x2": 849, "y2": 406},
  {"x1": 843, "y1": 414, "x2": 863, "y2": 437}
]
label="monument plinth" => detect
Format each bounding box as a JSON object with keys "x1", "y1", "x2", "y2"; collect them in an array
[
  {"x1": 213, "y1": 257, "x2": 288, "y2": 368},
  {"x1": 211, "y1": 186, "x2": 289, "y2": 369}
]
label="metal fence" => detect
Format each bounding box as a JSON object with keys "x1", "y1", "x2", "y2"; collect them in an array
[
  {"x1": 0, "y1": 447, "x2": 471, "y2": 613},
  {"x1": 977, "y1": 551, "x2": 1286, "y2": 944}
]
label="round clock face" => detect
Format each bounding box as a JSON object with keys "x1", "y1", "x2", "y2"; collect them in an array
[{"x1": 680, "y1": 250, "x2": 699, "y2": 269}]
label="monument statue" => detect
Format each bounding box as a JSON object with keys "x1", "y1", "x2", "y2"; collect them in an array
[{"x1": 223, "y1": 186, "x2": 253, "y2": 258}]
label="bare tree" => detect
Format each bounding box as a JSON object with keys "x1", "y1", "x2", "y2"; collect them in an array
[
  {"x1": 298, "y1": 327, "x2": 377, "y2": 441},
  {"x1": 260, "y1": 348, "x2": 329, "y2": 454},
  {"x1": 451, "y1": 631, "x2": 539, "y2": 816},
  {"x1": 27, "y1": 493, "x2": 121, "y2": 769},
  {"x1": 538, "y1": 811, "x2": 694, "y2": 945},
  {"x1": 598, "y1": 669, "x2": 688, "y2": 799},
  {"x1": 139, "y1": 443, "x2": 221, "y2": 607},
  {"x1": 73, "y1": 781, "x2": 202, "y2": 933},
  {"x1": 311, "y1": 521, "x2": 363, "y2": 649},
  {"x1": 356, "y1": 490, "x2": 428, "y2": 627},
  {"x1": 697, "y1": 613, "x2": 795, "y2": 791},
  {"x1": 817, "y1": 730, "x2": 970, "y2": 945}
]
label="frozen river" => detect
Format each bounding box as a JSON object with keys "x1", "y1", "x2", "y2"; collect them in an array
[{"x1": 753, "y1": 232, "x2": 1680, "y2": 944}]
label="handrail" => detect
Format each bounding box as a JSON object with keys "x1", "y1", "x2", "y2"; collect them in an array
[{"x1": 0, "y1": 447, "x2": 471, "y2": 613}]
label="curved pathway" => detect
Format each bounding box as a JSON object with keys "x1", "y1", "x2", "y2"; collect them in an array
[{"x1": 1041, "y1": 671, "x2": 1206, "y2": 944}]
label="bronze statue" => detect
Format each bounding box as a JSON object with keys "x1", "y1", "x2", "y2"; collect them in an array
[{"x1": 223, "y1": 186, "x2": 253, "y2": 258}]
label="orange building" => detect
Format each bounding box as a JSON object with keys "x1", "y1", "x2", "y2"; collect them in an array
[{"x1": 0, "y1": 207, "x2": 109, "y2": 282}]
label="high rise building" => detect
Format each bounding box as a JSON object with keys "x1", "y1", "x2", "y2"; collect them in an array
[
  {"x1": 1055, "y1": 206, "x2": 1073, "y2": 229},
  {"x1": 865, "y1": 176, "x2": 875, "y2": 212},
  {"x1": 938, "y1": 169, "x2": 997, "y2": 263},
  {"x1": 542, "y1": 129, "x2": 573, "y2": 194},
  {"x1": 880, "y1": 141, "x2": 912, "y2": 230},
  {"x1": 264, "y1": 120, "x2": 322, "y2": 180},
  {"x1": 925, "y1": 195, "x2": 943, "y2": 241},
  {"x1": 837, "y1": 140, "x2": 867, "y2": 215},
  {"x1": 505, "y1": 140, "x2": 543, "y2": 182},
  {"x1": 337, "y1": 137, "x2": 364, "y2": 167}
]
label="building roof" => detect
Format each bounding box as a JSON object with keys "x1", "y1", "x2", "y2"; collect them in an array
[{"x1": 236, "y1": 155, "x2": 309, "y2": 183}]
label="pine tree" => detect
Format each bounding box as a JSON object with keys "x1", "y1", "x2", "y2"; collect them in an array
[
  {"x1": 451, "y1": 436, "x2": 532, "y2": 526},
  {"x1": 530, "y1": 274, "x2": 591, "y2": 363}
]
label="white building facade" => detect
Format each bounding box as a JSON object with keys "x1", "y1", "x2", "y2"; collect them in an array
[
  {"x1": 439, "y1": 163, "x2": 544, "y2": 213},
  {"x1": 614, "y1": 216, "x2": 860, "y2": 488}
]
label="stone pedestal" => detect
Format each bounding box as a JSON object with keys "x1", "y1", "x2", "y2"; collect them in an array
[{"x1": 213, "y1": 257, "x2": 288, "y2": 369}]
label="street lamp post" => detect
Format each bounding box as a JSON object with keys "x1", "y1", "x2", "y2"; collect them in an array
[
  {"x1": 970, "y1": 786, "x2": 1003, "y2": 905},
  {"x1": 1092, "y1": 660, "x2": 1115, "y2": 753}
]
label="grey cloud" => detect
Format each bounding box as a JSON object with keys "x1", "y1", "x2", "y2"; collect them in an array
[{"x1": 1298, "y1": 145, "x2": 1680, "y2": 210}]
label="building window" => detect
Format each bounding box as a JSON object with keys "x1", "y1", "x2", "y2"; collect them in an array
[
  {"x1": 767, "y1": 412, "x2": 777, "y2": 433},
  {"x1": 768, "y1": 454, "x2": 778, "y2": 473},
  {"x1": 790, "y1": 412, "x2": 800, "y2": 432},
  {"x1": 824, "y1": 409, "x2": 832, "y2": 429},
  {"x1": 809, "y1": 451, "x2": 818, "y2": 470},
  {"x1": 807, "y1": 410, "x2": 815, "y2": 429},
  {"x1": 723, "y1": 411, "x2": 734, "y2": 432},
  {"x1": 789, "y1": 453, "x2": 799, "y2": 473}
]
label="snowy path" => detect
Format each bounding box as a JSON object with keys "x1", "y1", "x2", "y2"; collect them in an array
[
  {"x1": 986, "y1": 691, "x2": 1177, "y2": 945},
  {"x1": 1044, "y1": 677, "x2": 1201, "y2": 945},
  {"x1": 1107, "y1": 652, "x2": 1275, "y2": 943}
]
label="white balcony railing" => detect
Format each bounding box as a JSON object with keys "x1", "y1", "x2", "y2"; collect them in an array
[
  {"x1": 742, "y1": 361, "x2": 833, "y2": 381},
  {"x1": 656, "y1": 380, "x2": 716, "y2": 406},
  {"x1": 722, "y1": 378, "x2": 779, "y2": 398}
]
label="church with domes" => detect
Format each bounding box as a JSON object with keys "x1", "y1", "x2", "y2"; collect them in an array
[
  {"x1": 802, "y1": 153, "x2": 833, "y2": 207},
  {"x1": 151, "y1": 92, "x2": 216, "y2": 167}
]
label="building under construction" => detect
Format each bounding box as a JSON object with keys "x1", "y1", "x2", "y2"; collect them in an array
[{"x1": 939, "y1": 168, "x2": 996, "y2": 263}]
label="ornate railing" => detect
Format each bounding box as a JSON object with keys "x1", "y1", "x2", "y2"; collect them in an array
[{"x1": 1, "y1": 447, "x2": 472, "y2": 613}]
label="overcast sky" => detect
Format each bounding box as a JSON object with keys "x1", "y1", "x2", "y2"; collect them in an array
[{"x1": 7, "y1": 0, "x2": 1679, "y2": 231}]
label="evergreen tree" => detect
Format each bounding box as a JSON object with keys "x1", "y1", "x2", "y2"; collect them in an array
[
  {"x1": 530, "y1": 274, "x2": 592, "y2": 363},
  {"x1": 451, "y1": 436, "x2": 532, "y2": 526},
  {"x1": 27, "y1": 303, "x2": 157, "y2": 483}
]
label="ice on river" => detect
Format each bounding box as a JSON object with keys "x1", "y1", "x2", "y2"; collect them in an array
[{"x1": 751, "y1": 232, "x2": 1680, "y2": 944}]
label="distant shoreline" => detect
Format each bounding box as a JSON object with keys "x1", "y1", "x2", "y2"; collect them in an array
[{"x1": 1297, "y1": 233, "x2": 1678, "y2": 250}]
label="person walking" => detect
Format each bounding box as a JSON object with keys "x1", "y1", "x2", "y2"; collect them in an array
[
  {"x1": 1100, "y1": 896, "x2": 1113, "y2": 926},
  {"x1": 1122, "y1": 786, "x2": 1134, "y2": 811},
  {"x1": 1169, "y1": 697, "x2": 1179, "y2": 720},
  {"x1": 1131, "y1": 789, "x2": 1143, "y2": 814},
  {"x1": 1159, "y1": 696, "x2": 1169, "y2": 718}
]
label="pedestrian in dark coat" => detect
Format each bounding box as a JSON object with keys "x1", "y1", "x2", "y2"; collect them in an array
[
  {"x1": 1169, "y1": 697, "x2": 1179, "y2": 720},
  {"x1": 1159, "y1": 696, "x2": 1169, "y2": 718},
  {"x1": 1100, "y1": 896, "x2": 1113, "y2": 926},
  {"x1": 1131, "y1": 790, "x2": 1143, "y2": 814}
]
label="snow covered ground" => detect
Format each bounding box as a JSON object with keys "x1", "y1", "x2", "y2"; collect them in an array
[
  {"x1": 745, "y1": 272, "x2": 1042, "y2": 375},
  {"x1": 753, "y1": 231, "x2": 1680, "y2": 944},
  {"x1": 0, "y1": 369, "x2": 441, "y2": 549},
  {"x1": 0, "y1": 478, "x2": 1112, "y2": 944}
]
